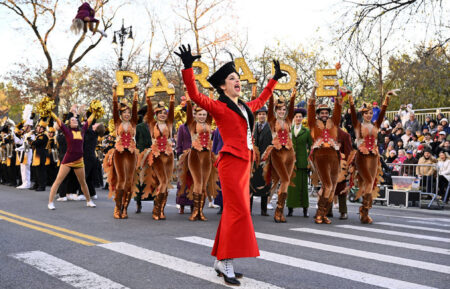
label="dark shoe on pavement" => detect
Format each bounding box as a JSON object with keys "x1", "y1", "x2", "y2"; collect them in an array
[
  {"x1": 35, "y1": 187, "x2": 45, "y2": 191},
  {"x1": 303, "y1": 207, "x2": 309, "y2": 217},
  {"x1": 217, "y1": 207, "x2": 223, "y2": 215},
  {"x1": 287, "y1": 207, "x2": 293, "y2": 217},
  {"x1": 339, "y1": 213, "x2": 348, "y2": 220}
]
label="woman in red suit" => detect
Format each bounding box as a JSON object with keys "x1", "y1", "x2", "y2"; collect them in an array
[{"x1": 175, "y1": 45, "x2": 285, "y2": 286}]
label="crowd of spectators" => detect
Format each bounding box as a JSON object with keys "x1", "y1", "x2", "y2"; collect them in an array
[{"x1": 342, "y1": 103, "x2": 450, "y2": 200}]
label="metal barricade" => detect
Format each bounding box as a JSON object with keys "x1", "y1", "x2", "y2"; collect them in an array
[{"x1": 385, "y1": 162, "x2": 443, "y2": 208}]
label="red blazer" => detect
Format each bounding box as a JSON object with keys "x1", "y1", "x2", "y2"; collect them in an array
[{"x1": 182, "y1": 68, "x2": 277, "y2": 161}]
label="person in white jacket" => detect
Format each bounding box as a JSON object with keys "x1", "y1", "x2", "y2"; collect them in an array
[
  {"x1": 16, "y1": 105, "x2": 35, "y2": 189},
  {"x1": 437, "y1": 152, "x2": 450, "y2": 202}
]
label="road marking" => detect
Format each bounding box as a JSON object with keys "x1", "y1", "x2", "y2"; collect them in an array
[
  {"x1": 254, "y1": 232, "x2": 450, "y2": 274},
  {"x1": 0, "y1": 209, "x2": 110, "y2": 244},
  {"x1": 99, "y1": 242, "x2": 282, "y2": 289},
  {"x1": 290, "y1": 228, "x2": 450, "y2": 255},
  {"x1": 371, "y1": 213, "x2": 450, "y2": 223},
  {"x1": 0, "y1": 215, "x2": 95, "y2": 246},
  {"x1": 336, "y1": 225, "x2": 450, "y2": 243},
  {"x1": 407, "y1": 220, "x2": 450, "y2": 227},
  {"x1": 377, "y1": 222, "x2": 450, "y2": 233},
  {"x1": 11, "y1": 251, "x2": 128, "y2": 289},
  {"x1": 177, "y1": 236, "x2": 436, "y2": 289}
]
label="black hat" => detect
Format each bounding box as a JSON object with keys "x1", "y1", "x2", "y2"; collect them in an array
[
  {"x1": 294, "y1": 108, "x2": 307, "y2": 117},
  {"x1": 256, "y1": 106, "x2": 268, "y2": 114},
  {"x1": 138, "y1": 105, "x2": 148, "y2": 116},
  {"x1": 207, "y1": 62, "x2": 238, "y2": 90}
]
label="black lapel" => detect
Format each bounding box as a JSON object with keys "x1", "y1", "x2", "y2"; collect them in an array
[{"x1": 218, "y1": 94, "x2": 255, "y2": 132}]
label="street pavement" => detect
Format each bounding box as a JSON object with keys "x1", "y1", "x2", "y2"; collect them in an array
[{"x1": 0, "y1": 184, "x2": 449, "y2": 289}]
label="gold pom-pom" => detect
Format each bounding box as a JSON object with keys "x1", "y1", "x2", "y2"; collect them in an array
[
  {"x1": 108, "y1": 119, "x2": 116, "y2": 137},
  {"x1": 88, "y1": 100, "x2": 105, "y2": 119},
  {"x1": 36, "y1": 97, "x2": 56, "y2": 118}
]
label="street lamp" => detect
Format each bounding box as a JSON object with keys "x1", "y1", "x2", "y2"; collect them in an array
[{"x1": 112, "y1": 19, "x2": 133, "y2": 70}]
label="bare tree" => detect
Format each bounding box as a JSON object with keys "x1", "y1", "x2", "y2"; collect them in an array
[{"x1": 0, "y1": 0, "x2": 122, "y2": 112}]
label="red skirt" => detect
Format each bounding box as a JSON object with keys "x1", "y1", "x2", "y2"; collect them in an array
[{"x1": 211, "y1": 151, "x2": 260, "y2": 260}]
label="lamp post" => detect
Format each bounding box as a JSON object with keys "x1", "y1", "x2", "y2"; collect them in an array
[{"x1": 112, "y1": 19, "x2": 133, "y2": 70}]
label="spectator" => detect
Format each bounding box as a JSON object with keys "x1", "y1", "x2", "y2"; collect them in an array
[
  {"x1": 406, "y1": 133, "x2": 420, "y2": 151},
  {"x1": 371, "y1": 101, "x2": 381, "y2": 122},
  {"x1": 386, "y1": 149, "x2": 397, "y2": 163},
  {"x1": 441, "y1": 118, "x2": 450, "y2": 135},
  {"x1": 401, "y1": 128, "x2": 412, "y2": 145},
  {"x1": 402, "y1": 150, "x2": 418, "y2": 176},
  {"x1": 378, "y1": 128, "x2": 388, "y2": 145},
  {"x1": 421, "y1": 115, "x2": 432, "y2": 131},
  {"x1": 423, "y1": 132, "x2": 434, "y2": 148},
  {"x1": 390, "y1": 114, "x2": 401, "y2": 129},
  {"x1": 416, "y1": 130, "x2": 424, "y2": 142},
  {"x1": 416, "y1": 144, "x2": 425, "y2": 160},
  {"x1": 434, "y1": 132, "x2": 447, "y2": 155},
  {"x1": 398, "y1": 104, "x2": 413, "y2": 127},
  {"x1": 404, "y1": 112, "x2": 420, "y2": 134},
  {"x1": 417, "y1": 148, "x2": 437, "y2": 193},
  {"x1": 436, "y1": 112, "x2": 445, "y2": 124},
  {"x1": 395, "y1": 139, "x2": 405, "y2": 151},
  {"x1": 382, "y1": 120, "x2": 392, "y2": 133},
  {"x1": 391, "y1": 124, "x2": 404, "y2": 143},
  {"x1": 435, "y1": 124, "x2": 445, "y2": 140},
  {"x1": 428, "y1": 120, "x2": 438, "y2": 135},
  {"x1": 437, "y1": 152, "x2": 450, "y2": 202}
]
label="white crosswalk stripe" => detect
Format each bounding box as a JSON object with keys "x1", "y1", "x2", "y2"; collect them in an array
[
  {"x1": 291, "y1": 228, "x2": 450, "y2": 255},
  {"x1": 254, "y1": 232, "x2": 450, "y2": 274},
  {"x1": 377, "y1": 222, "x2": 450, "y2": 233},
  {"x1": 177, "y1": 236, "x2": 438, "y2": 289},
  {"x1": 407, "y1": 220, "x2": 450, "y2": 227},
  {"x1": 98, "y1": 242, "x2": 282, "y2": 289},
  {"x1": 10, "y1": 251, "x2": 129, "y2": 289},
  {"x1": 371, "y1": 213, "x2": 450, "y2": 223},
  {"x1": 336, "y1": 225, "x2": 450, "y2": 243}
]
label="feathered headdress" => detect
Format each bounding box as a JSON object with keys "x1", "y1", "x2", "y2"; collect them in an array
[{"x1": 22, "y1": 104, "x2": 34, "y2": 126}]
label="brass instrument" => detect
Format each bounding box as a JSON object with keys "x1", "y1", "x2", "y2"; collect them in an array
[{"x1": 51, "y1": 147, "x2": 59, "y2": 163}]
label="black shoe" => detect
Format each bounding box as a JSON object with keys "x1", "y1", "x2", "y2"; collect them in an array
[
  {"x1": 217, "y1": 207, "x2": 223, "y2": 215},
  {"x1": 215, "y1": 270, "x2": 241, "y2": 285},
  {"x1": 29, "y1": 185, "x2": 38, "y2": 190},
  {"x1": 261, "y1": 210, "x2": 269, "y2": 216},
  {"x1": 35, "y1": 187, "x2": 45, "y2": 191},
  {"x1": 287, "y1": 208, "x2": 293, "y2": 217},
  {"x1": 327, "y1": 212, "x2": 333, "y2": 218},
  {"x1": 303, "y1": 207, "x2": 309, "y2": 217}
]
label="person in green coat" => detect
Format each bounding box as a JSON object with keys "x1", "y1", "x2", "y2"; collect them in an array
[{"x1": 287, "y1": 108, "x2": 312, "y2": 217}]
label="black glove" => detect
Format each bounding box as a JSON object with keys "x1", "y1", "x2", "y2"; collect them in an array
[
  {"x1": 174, "y1": 44, "x2": 201, "y2": 69},
  {"x1": 273, "y1": 60, "x2": 287, "y2": 81}
]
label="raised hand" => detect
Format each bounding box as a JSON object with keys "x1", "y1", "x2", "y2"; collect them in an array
[
  {"x1": 272, "y1": 60, "x2": 287, "y2": 81},
  {"x1": 174, "y1": 44, "x2": 201, "y2": 69}
]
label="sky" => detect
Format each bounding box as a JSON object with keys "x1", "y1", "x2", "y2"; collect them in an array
[{"x1": 0, "y1": 0, "x2": 447, "y2": 80}]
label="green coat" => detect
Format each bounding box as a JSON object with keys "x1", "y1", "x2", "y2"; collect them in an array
[
  {"x1": 135, "y1": 122, "x2": 152, "y2": 153},
  {"x1": 287, "y1": 125, "x2": 312, "y2": 208}
]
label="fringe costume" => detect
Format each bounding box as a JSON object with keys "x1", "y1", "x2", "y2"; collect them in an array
[
  {"x1": 136, "y1": 96, "x2": 175, "y2": 220},
  {"x1": 262, "y1": 91, "x2": 297, "y2": 223},
  {"x1": 307, "y1": 96, "x2": 342, "y2": 224},
  {"x1": 178, "y1": 100, "x2": 219, "y2": 221},
  {"x1": 349, "y1": 97, "x2": 389, "y2": 224},
  {"x1": 103, "y1": 90, "x2": 138, "y2": 219}
]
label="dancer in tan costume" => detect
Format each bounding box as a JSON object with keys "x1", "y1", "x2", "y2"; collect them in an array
[
  {"x1": 103, "y1": 86, "x2": 138, "y2": 219},
  {"x1": 348, "y1": 90, "x2": 393, "y2": 224},
  {"x1": 138, "y1": 88, "x2": 175, "y2": 220},
  {"x1": 178, "y1": 96, "x2": 218, "y2": 221},
  {"x1": 308, "y1": 82, "x2": 342, "y2": 224},
  {"x1": 263, "y1": 88, "x2": 297, "y2": 223}
]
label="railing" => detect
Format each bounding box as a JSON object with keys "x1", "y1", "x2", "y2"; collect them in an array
[
  {"x1": 385, "y1": 107, "x2": 450, "y2": 124},
  {"x1": 384, "y1": 162, "x2": 447, "y2": 208}
]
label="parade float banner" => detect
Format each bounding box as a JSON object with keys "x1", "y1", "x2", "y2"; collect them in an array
[{"x1": 115, "y1": 58, "x2": 336, "y2": 97}]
